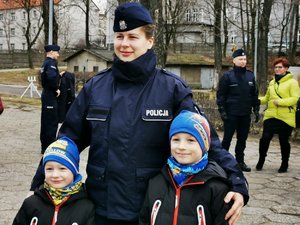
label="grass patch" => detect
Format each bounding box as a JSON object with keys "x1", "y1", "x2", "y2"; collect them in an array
[
  {"x1": 0, "y1": 69, "x2": 40, "y2": 86},
  {"x1": 1, "y1": 94, "x2": 40, "y2": 109}
]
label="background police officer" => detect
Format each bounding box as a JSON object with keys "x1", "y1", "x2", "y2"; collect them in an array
[
  {"x1": 40, "y1": 44, "x2": 61, "y2": 154},
  {"x1": 217, "y1": 48, "x2": 260, "y2": 172}
]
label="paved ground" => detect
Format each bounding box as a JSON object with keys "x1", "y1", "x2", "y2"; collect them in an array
[{"x1": 0, "y1": 104, "x2": 300, "y2": 225}]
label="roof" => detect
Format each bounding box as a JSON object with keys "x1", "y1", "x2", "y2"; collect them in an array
[
  {"x1": 0, "y1": 0, "x2": 60, "y2": 10},
  {"x1": 63, "y1": 49, "x2": 114, "y2": 62},
  {"x1": 166, "y1": 53, "x2": 232, "y2": 66}
]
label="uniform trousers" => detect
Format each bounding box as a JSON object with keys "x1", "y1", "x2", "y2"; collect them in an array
[
  {"x1": 222, "y1": 114, "x2": 251, "y2": 163},
  {"x1": 40, "y1": 100, "x2": 59, "y2": 153}
]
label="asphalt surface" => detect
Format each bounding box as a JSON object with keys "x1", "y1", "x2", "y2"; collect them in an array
[{"x1": 0, "y1": 89, "x2": 300, "y2": 225}]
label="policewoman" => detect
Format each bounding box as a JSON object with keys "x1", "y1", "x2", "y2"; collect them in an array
[
  {"x1": 31, "y1": 3, "x2": 248, "y2": 225},
  {"x1": 40, "y1": 44, "x2": 61, "y2": 154},
  {"x1": 217, "y1": 48, "x2": 260, "y2": 172}
]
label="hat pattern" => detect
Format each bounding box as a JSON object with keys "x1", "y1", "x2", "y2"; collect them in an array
[
  {"x1": 43, "y1": 137, "x2": 79, "y2": 177},
  {"x1": 169, "y1": 110, "x2": 211, "y2": 154}
]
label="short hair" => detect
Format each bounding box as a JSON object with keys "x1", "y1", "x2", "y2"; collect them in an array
[
  {"x1": 273, "y1": 57, "x2": 290, "y2": 68},
  {"x1": 140, "y1": 24, "x2": 156, "y2": 39}
]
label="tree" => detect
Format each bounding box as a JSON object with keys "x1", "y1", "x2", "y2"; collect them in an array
[
  {"x1": 257, "y1": 0, "x2": 274, "y2": 94},
  {"x1": 214, "y1": 0, "x2": 222, "y2": 89},
  {"x1": 288, "y1": 0, "x2": 299, "y2": 64},
  {"x1": 21, "y1": 0, "x2": 44, "y2": 68},
  {"x1": 0, "y1": 10, "x2": 13, "y2": 53}
]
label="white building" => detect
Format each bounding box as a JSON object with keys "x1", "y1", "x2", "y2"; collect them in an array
[{"x1": 0, "y1": 0, "x2": 105, "y2": 51}]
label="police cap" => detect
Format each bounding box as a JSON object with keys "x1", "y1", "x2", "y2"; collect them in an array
[
  {"x1": 113, "y1": 2, "x2": 153, "y2": 32},
  {"x1": 232, "y1": 48, "x2": 246, "y2": 58},
  {"x1": 44, "y1": 44, "x2": 60, "y2": 52}
]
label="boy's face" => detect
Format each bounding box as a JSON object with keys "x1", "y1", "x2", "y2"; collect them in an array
[
  {"x1": 44, "y1": 161, "x2": 74, "y2": 189},
  {"x1": 170, "y1": 132, "x2": 203, "y2": 165}
]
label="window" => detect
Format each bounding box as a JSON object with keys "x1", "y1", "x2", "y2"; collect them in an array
[
  {"x1": 0, "y1": 44, "x2": 3, "y2": 50},
  {"x1": 10, "y1": 43, "x2": 15, "y2": 50},
  {"x1": 33, "y1": 26, "x2": 36, "y2": 34},
  {"x1": 22, "y1": 43, "x2": 26, "y2": 50},
  {"x1": 22, "y1": 27, "x2": 26, "y2": 35},
  {"x1": 74, "y1": 66, "x2": 79, "y2": 72},
  {"x1": 11, "y1": 28, "x2": 15, "y2": 36},
  {"x1": 192, "y1": 9, "x2": 198, "y2": 22},
  {"x1": 11, "y1": 12, "x2": 16, "y2": 21},
  {"x1": 23, "y1": 11, "x2": 26, "y2": 20},
  {"x1": 93, "y1": 66, "x2": 99, "y2": 73},
  {"x1": 0, "y1": 13, "x2": 3, "y2": 21},
  {"x1": 186, "y1": 9, "x2": 191, "y2": 22},
  {"x1": 33, "y1": 10, "x2": 37, "y2": 18},
  {"x1": 0, "y1": 29, "x2": 3, "y2": 37}
]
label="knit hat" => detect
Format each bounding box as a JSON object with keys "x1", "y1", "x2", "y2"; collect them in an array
[
  {"x1": 43, "y1": 136, "x2": 79, "y2": 177},
  {"x1": 44, "y1": 44, "x2": 60, "y2": 52},
  {"x1": 169, "y1": 110, "x2": 211, "y2": 154},
  {"x1": 232, "y1": 48, "x2": 246, "y2": 58},
  {"x1": 113, "y1": 2, "x2": 153, "y2": 32}
]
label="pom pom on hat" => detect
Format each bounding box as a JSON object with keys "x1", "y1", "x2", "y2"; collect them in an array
[
  {"x1": 232, "y1": 48, "x2": 246, "y2": 58},
  {"x1": 43, "y1": 136, "x2": 79, "y2": 177},
  {"x1": 44, "y1": 44, "x2": 60, "y2": 52},
  {"x1": 113, "y1": 2, "x2": 153, "y2": 32},
  {"x1": 169, "y1": 110, "x2": 211, "y2": 154}
]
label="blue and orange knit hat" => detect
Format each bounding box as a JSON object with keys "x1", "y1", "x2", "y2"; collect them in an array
[
  {"x1": 43, "y1": 136, "x2": 79, "y2": 177},
  {"x1": 169, "y1": 110, "x2": 211, "y2": 154}
]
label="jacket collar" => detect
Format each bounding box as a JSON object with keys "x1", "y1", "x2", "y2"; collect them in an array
[{"x1": 112, "y1": 49, "x2": 156, "y2": 84}]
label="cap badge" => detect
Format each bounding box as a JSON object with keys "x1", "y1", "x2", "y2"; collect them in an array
[{"x1": 119, "y1": 20, "x2": 127, "y2": 30}]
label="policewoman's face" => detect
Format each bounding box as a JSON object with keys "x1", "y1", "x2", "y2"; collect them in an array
[{"x1": 114, "y1": 26, "x2": 154, "y2": 62}]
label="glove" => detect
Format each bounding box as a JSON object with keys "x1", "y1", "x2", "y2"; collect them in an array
[
  {"x1": 254, "y1": 111, "x2": 260, "y2": 123},
  {"x1": 220, "y1": 111, "x2": 228, "y2": 121}
]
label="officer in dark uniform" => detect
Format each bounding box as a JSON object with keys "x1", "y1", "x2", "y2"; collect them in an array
[
  {"x1": 31, "y1": 3, "x2": 248, "y2": 225},
  {"x1": 40, "y1": 44, "x2": 61, "y2": 154},
  {"x1": 57, "y1": 71, "x2": 75, "y2": 123},
  {"x1": 217, "y1": 48, "x2": 260, "y2": 172}
]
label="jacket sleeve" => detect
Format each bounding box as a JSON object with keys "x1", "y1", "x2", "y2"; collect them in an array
[
  {"x1": 216, "y1": 73, "x2": 229, "y2": 112},
  {"x1": 252, "y1": 79, "x2": 260, "y2": 112},
  {"x1": 211, "y1": 180, "x2": 231, "y2": 225},
  {"x1": 43, "y1": 61, "x2": 60, "y2": 91},
  {"x1": 139, "y1": 187, "x2": 151, "y2": 225},
  {"x1": 58, "y1": 79, "x2": 92, "y2": 151},
  {"x1": 12, "y1": 201, "x2": 30, "y2": 225},
  {"x1": 208, "y1": 124, "x2": 249, "y2": 205}
]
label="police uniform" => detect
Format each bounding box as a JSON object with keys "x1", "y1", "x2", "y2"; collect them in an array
[
  {"x1": 31, "y1": 3, "x2": 249, "y2": 225},
  {"x1": 217, "y1": 49, "x2": 260, "y2": 172},
  {"x1": 40, "y1": 44, "x2": 60, "y2": 153}
]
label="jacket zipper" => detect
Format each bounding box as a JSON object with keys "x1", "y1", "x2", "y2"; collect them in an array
[{"x1": 46, "y1": 192, "x2": 70, "y2": 225}]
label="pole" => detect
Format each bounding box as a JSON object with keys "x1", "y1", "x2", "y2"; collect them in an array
[
  {"x1": 48, "y1": 0, "x2": 53, "y2": 45},
  {"x1": 254, "y1": 0, "x2": 259, "y2": 79}
]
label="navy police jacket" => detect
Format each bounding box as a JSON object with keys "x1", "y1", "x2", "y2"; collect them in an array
[
  {"x1": 40, "y1": 57, "x2": 60, "y2": 106},
  {"x1": 217, "y1": 67, "x2": 259, "y2": 116},
  {"x1": 32, "y1": 50, "x2": 248, "y2": 221}
]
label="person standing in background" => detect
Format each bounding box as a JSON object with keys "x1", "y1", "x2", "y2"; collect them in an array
[
  {"x1": 40, "y1": 44, "x2": 61, "y2": 154},
  {"x1": 58, "y1": 71, "x2": 76, "y2": 123},
  {"x1": 217, "y1": 48, "x2": 260, "y2": 172},
  {"x1": 256, "y1": 57, "x2": 300, "y2": 172}
]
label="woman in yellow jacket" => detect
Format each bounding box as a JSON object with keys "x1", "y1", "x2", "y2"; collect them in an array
[{"x1": 256, "y1": 57, "x2": 300, "y2": 173}]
